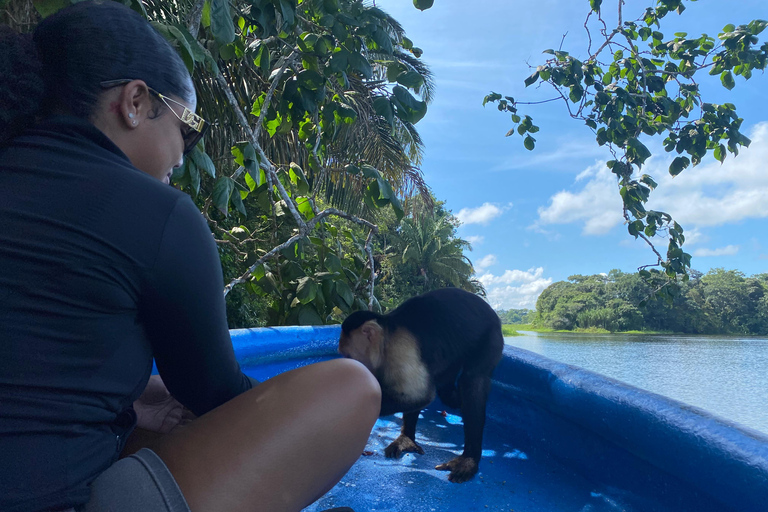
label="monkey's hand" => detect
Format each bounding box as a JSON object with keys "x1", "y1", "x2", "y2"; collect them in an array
[
  {"x1": 435, "y1": 455, "x2": 479, "y2": 483},
  {"x1": 384, "y1": 434, "x2": 424, "y2": 458}
]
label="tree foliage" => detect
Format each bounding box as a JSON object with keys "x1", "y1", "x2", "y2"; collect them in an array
[
  {"x1": 373, "y1": 197, "x2": 485, "y2": 311},
  {"x1": 535, "y1": 268, "x2": 768, "y2": 334},
  {"x1": 496, "y1": 309, "x2": 534, "y2": 325},
  {"x1": 6, "y1": 0, "x2": 441, "y2": 325},
  {"x1": 484, "y1": 0, "x2": 768, "y2": 295}
]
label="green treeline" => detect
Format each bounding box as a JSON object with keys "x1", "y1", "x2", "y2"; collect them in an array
[
  {"x1": 531, "y1": 269, "x2": 768, "y2": 335},
  {"x1": 496, "y1": 309, "x2": 533, "y2": 325}
]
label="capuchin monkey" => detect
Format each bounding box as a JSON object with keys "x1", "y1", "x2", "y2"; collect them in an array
[{"x1": 338, "y1": 288, "x2": 504, "y2": 483}]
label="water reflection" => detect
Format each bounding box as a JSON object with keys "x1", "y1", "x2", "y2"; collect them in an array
[{"x1": 506, "y1": 332, "x2": 768, "y2": 434}]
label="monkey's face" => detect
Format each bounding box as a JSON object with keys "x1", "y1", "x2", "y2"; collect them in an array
[{"x1": 338, "y1": 320, "x2": 384, "y2": 373}]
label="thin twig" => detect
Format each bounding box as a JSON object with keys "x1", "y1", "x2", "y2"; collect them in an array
[{"x1": 253, "y1": 50, "x2": 299, "y2": 141}]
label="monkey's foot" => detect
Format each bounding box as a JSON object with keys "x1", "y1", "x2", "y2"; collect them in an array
[
  {"x1": 384, "y1": 434, "x2": 424, "y2": 458},
  {"x1": 435, "y1": 455, "x2": 479, "y2": 483}
]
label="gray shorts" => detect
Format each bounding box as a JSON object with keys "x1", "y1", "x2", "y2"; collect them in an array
[{"x1": 65, "y1": 448, "x2": 191, "y2": 512}]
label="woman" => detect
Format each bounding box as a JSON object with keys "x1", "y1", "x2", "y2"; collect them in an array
[{"x1": 0, "y1": 2, "x2": 380, "y2": 511}]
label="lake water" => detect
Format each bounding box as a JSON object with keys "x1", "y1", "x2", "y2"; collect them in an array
[{"x1": 504, "y1": 331, "x2": 768, "y2": 435}]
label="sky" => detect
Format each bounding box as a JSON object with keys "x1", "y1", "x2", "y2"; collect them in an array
[{"x1": 375, "y1": 0, "x2": 768, "y2": 310}]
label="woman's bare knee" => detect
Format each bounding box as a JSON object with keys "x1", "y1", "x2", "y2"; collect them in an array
[
  {"x1": 152, "y1": 358, "x2": 381, "y2": 512},
  {"x1": 321, "y1": 358, "x2": 381, "y2": 418}
]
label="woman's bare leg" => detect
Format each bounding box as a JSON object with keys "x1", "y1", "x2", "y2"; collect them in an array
[{"x1": 151, "y1": 358, "x2": 380, "y2": 512}]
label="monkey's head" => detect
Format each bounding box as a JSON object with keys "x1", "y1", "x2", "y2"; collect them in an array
[{"x1": 339, "y1": 311, "x2": 386, "y2": 373}]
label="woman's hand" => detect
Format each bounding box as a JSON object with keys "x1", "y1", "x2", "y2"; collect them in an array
[{"x1": 133, "y1": 375, "x2": 196, "y2": 434}]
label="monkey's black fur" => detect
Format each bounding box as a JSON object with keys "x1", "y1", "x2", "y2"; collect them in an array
[{"x1": 340, "y1": 288, "x2": 504, "y2": 483}]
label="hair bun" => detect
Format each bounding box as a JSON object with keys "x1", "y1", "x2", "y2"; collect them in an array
[{"x1": 0, "y1": 25, "x2": 45, "y2": 145}]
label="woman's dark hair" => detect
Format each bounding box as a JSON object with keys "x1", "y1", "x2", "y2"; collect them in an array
[{"x1": 0, "y1": 0, "x2": 193, "y2": 145}]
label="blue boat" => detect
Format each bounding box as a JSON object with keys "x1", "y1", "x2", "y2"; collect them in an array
[{"x1": 226, "y1": 326, "x2": 768, "y2": 512}]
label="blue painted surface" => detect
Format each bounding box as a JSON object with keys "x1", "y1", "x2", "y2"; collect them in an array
[{"x1": 227, "y1": 326, "x2": 768, "y2": 512}]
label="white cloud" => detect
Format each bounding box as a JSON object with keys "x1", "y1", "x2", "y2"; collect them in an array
[
  {"x1": 535, "y1": 161, "x2": 623, "y2": 235},
  {"x1": 479, "y1": 267, "x2": 553, "y2": 310},
  {"x1": 456, "y1": 202, "x2": 510, "y2": 226},
  {"x1": 491, "y1": 138, "x2": 608, "y2": 172},
  {"x1": 681, "y1": 227, "x2": 707, "y2": 247},
  {"x1": 692, "y1": 245, "x2": 740, "y2": 257},
  {"x1": 464, "y1": 235, "x2": 485, "y2": 246},
  {"x1": 533, "y1": 122, "x2": 768, "y2": 235},
  {"x1": 474, "y1": 254, "x2": 497, "y2": 272}
]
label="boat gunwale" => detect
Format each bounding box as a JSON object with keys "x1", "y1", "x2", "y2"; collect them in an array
[{"x1": 229, "y1": 325, "x2": 768, "y2": 511}]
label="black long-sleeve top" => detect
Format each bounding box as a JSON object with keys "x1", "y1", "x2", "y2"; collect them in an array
[{"x1": 0, "y1": 116, "x2": 253, "y2": 512}]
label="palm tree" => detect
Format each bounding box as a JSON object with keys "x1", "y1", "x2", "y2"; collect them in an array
[{"x1": 395, "y1": 209, "x2": 484, "y2": 295}]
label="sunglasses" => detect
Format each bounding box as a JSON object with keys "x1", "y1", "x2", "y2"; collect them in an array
[{"x1": 100, "y1": 79, "x2": 210, "y2": 155}]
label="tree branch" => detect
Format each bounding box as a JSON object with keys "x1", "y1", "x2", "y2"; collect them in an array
[{"x1": 186, "y1": 0, "x2": 206, "y2": 38}]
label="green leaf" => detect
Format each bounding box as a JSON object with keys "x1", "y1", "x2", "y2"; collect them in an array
[
  {"x1": 164, "y1": 25, "x2": 197, "y2": 73},
  {"x1": 524, "y1": 71, "x2": 540, "y2": 87},
  {"x1": 569, "y1": 85, "x2": 583, "y2": 103},
  {"x1": 628, "y1": 220, "x2": 644, "y2": 237},
  {"x1": 523, "y1": 135, "x2": 536, "y2": 151},
  {"x1": 266, "y1": 115, "x2": 281, "y2": 138},
  {"x1": 714, "y1": 144, "x2": 726, "y2": 163},
  {"x1": 720, "y1": 71, "x2": 735, "y2": 90},
  {"x1": 296, "y1": 197, "x2": 315, "y2": 219},
  {"x1": 230, "y1": 186, "x2": 246, "y2": 216},
  {"x1": 296, "y1": 277, "x2": 318, "y2": 304},
  {"x1": 32, "y1": 0, "x2": 69, "y2": 17},
  {"x1": 210, "y1": 0, "x2": 235, "y2": 44},
  {"x1": 669, "y1": 156, "x2": 690, "y2": 177},
  {"x1": 187, "y1": 160, "x2": 200, "y2": 196},
  {"x1": 371, "y1": 27, "x2": 394, "y2": 55},
  {"x1": 376, "y1": 178, "x2": 394, "y2": 201},
  {"x1": 335, "y1": 281, "x2": 354, "y2": 308},
  {"x1": 372, "y1": 96, "x2": 394, "y2": 126},
  {"x1": 212, "y1": 176, "x2": 235, "y2": 215},
  {"x1": 747, "y1": 19, "x2": 768, "y2": 35},
  {"x1": 390, "y1": 193, "x2": 404, "y2": 222},
  {"x1": 278, "y1": 0, "x2": 295, "y2": 29},
  {"x1": 202, "y1": 0, "x2": 211, "y2": 27},
  {"x1": 244, "y1": 172, "x2": 257, "y2": 191},
  {"x1": 297, "y1": 69, "x2": 325, "y2": 91},
  {"x1": 348, "y1": 52, "x2": 373, "y2": 79},
  {"x1": 175, "y1": 25, "x2": 206, "y2": 63},
  {"x1": 360, "y1": 164, "x2": 380, "y2": 180},
  {"x1": 324, "y1": 254, "x2": 343, "y2": 272},
  {"x1": 413, "y1": 0, "x2": 434, "y2": 10},
  {"x1": 253, "y1": 45, "x2": 271, "y2": 76},
  {"x1": 391, "y1": 86, "x2": 427, "y2": 124},
  {"x1": 365, "y1": 181, "x2": 388, "y2": 208},
  {"x1": 395, "y1": 71, "x2": 424, "y2": 89},
  {"x1": 627, "y1": 138, "x2": 652, "y2": 165},
  {"x1": 289, "y1": 162, "x2": 309, "y2": 195},
  {"x1": 297, "y1": 305, "x2": 323, "y2": 325},
  {"x1": 189, "y1": 148, "x2": 216, "y2": 178}
]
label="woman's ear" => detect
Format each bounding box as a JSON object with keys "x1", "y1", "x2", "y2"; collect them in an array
[{"x1": 116, "y1": 79, "x2": 152, "y2": 129}]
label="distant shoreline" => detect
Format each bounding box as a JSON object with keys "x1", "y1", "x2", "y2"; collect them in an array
[
  {"x1": 503, "y1": 324, "x2": 673, "y2": 336},
  {"x1": 503, "y1": 325, "x2": 768, "y2": 337}
]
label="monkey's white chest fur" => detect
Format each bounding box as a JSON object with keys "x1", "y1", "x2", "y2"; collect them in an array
[{"x1": 381, "y1": 330, "x2": 434, "y2": 406}]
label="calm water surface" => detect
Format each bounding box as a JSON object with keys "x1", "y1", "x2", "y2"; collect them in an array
[{"x1": 505, "y1": 332, "x2": 768, "y2": 435}]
